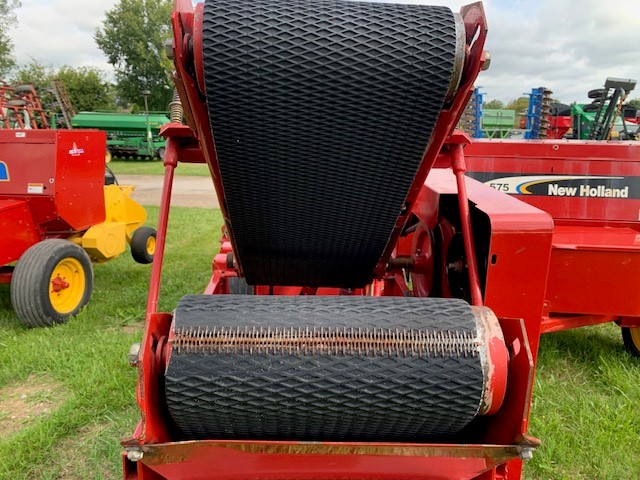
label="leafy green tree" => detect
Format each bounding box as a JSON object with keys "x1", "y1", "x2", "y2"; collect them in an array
[
  {"x1": 11, "y1": 59, "x2": 54, "y2": 88},
  {"x1": 11, "y1": 61, "x2": 116, "y2": 112},
  {"x1": 56, "y1": 66, "x2": 116, "y2": 111},
  {"x1": 95, "y1": 0, "x2": 173, "y2": 111},
  {"x1": 628, "y1": 98, "x2": 640, "y2": 110},
  {"x1": 0, "y1": 0, "x2": 21, "y2": 75},
  {"x1": 483, "y1": 99, "x2": 504, "y2": 110},
  {"x1": 505, "y1": 97, "x2": 529, "y2": 114}
]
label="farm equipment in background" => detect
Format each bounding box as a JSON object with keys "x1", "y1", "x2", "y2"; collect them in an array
[
  {"x1": 586, "y1": 77, "x2": 636, "y2": 140},
  {"x1": 0, "y1": 84, "x2": 52, "y2": 130},
  {"x1": 0, "y1": 129, "x2": 157, "y2": 327},
  {"x1": 571, "y1": 78, "x2": 638, "y2": 141},
  {"x1": 459, "y1": 87, "x2": 484, "y2": 138},
  {"x1": 465, "y1": 139, "x2": 640, "y2": 356},
  {"x1": 51, "y1": 78, "x2": 77, "y2": 130},
  {"x1": 122, "y1": 2, "x2": 554, "y2": 479},
  {"x1": 71, "y1": 111, "x2": 170, "y2": 158},
  {"x1": 523, "y1": 87, "x2": 553, "y2": 140},
  {"x1": 482, "y1": 109, "x2": 516, "y2": 139},
  {"x1": 459, "y1": 89, "x2": 516, "y2": 139}
]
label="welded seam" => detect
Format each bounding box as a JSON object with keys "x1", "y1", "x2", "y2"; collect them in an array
[{"x1": 173, "y1": 325, "x2": 480, "y2": 358}]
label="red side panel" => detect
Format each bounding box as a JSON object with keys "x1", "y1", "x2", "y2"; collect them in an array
[
  {"x1": 54, "y1": 130, "x2": 107, "y2": 231},
  {"x1": 0, "y1": 199, "x2": 39, "y2": 265},
  {"x1": 0, "y1": 129, "x2": 106, "y2": 233},
  {"x1": 547, "y1": 225, "x2": 640, "y2": 316},
  {"x1": 464, "y1": 139, "x2": 640, "y2": 227}
]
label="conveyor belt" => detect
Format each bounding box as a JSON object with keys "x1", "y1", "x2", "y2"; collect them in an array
[
  {"x1": 202, "y1": 0, "x2": 461, "y2": 287},
  {"x1": 165, "y1": 295, "x2": 492, "y2": 441}
]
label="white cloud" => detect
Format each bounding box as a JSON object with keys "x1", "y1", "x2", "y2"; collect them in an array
[
  {"x1": 7, "y1": 0, "x2": 640, "y2": 104},
  {"x1": 11, "y1": 0, "x2": 116, "y2": 73},
  {"x1": 479, "y1": 0, "x2": 640, "y2": 103}
]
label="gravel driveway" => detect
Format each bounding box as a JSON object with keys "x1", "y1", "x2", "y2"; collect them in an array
[{"x1": 116, "y1": 174, "x2": 219, "y2": 208}]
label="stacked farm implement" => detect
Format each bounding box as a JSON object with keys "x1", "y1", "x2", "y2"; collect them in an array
[
  {"x1": 0, "y1": 84, "x2": 50, "y2": 130},
  {"x1": 121, "y1": 1, "x2": 639, "y2": 480}
]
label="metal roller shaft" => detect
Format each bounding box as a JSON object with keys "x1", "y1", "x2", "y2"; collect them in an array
[{"x1": 164, "y1": 295, "x2": 508, "y2": 442}]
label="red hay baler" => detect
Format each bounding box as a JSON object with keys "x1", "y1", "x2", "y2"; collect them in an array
[
  {"x1": 121, "y1": 1, "x2": 635, "y2": 479},
  {"x1": 464, "y1": 139, "x2": 640, "y2": 354},
  {"x1": 0, "y1": 129, "x2": 157, "y2": 327}
]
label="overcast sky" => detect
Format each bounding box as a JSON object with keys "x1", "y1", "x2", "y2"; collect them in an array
[{"x1": 9, "y1": 0, "x2": 640, "y2": 104}]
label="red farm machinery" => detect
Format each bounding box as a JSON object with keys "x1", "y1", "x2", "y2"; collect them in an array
[
  {"x1": 122, "y1": 1, "x2": 638, "y2": 480},
  {"x1": 0, "y1": 129, "x2": 157, "y2": 327},
  {"x1": 464, "y1": 139, "x2": 640, "y2": 355}
]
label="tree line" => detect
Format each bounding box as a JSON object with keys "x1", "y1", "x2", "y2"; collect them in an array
[
  {"x1": 0, "y1": 0, "x2": 172, "y2": 112},
  {"x1": 484, "y1": 97, "x2": 640, "y2": 112}
]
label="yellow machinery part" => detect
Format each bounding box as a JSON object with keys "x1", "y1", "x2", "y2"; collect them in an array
[
  {"x1": 79, "y1": 185, "x2": 148, "y2": 262},
  {"x1": 82, "y1": 222, "x2": 127, "y2": 263},
  {"x1": 103, "y1": 184, "x2": 147, "y2": 242}
]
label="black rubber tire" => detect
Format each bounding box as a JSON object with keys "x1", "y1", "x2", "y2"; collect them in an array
[
  {"x1": 228, "y1": 277, "x2": 254, "y2": 294},
  {"x1": 588, "y1": 88, "x2": 606, "y2": 99},
  {"x1": 104, "y1": 167, "x2": 117, "y2": 186},
  {"x1": 10, "y1": 240, "x2": 93, "y2": 328},
  {"x1": 583, "y1": 103, "x2": 601, "y2": 112},
  {"x1": 13, "y1": 85, "x2": 34, "y2": 94},
  {"x1": 130, "y1": 227, "x2": 157, "y2": 264},
  {"x1": 621, "y1": 327, "x2": 640, "y2": 357},
  {"x1": 7, "y1": 99, "x2": 27, "y2": 107}
]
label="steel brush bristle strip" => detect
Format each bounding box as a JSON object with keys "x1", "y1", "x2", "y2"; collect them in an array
[{"x1": 173, "y1": 325, "x2": 480, "y2": 358}]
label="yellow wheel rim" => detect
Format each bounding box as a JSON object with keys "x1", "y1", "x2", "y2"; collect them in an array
[
  {"x1": 630, "y1": 327, "x2": 640, "y2": 349},
  {"x1": 49, "y1": 257, "x2": 85, "y2": 315},
  {"x1": 146, "y1": 236, "x2": 156, "y2": 255}
]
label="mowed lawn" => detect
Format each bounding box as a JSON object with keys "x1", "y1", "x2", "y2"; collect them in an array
[
  {"x1": 108, "y1": 158, "x2": 210, "y2": 177},
  {"x1": 0, "y1": 205, "x2": 638, "y2": 479}
]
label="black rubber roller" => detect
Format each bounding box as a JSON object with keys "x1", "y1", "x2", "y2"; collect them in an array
[
  {"x1": 164, "y1": 295, "x2": 508, "y2": 441},
  {"x1": 201, "y1": 0, "x2": 463, "y2": 287}
]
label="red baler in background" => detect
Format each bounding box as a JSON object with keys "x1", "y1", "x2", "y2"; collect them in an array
[
  {"x1": 465, "y1": 139, "x2": 640, "y2": 354},
  {"x1": 0, "y1": 129, "x2": 157, "y2": 327}
]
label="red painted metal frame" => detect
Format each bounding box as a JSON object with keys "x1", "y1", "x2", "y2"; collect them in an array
[{"x1": 450, "y1": 137, "x2": 483, "y2": 306}]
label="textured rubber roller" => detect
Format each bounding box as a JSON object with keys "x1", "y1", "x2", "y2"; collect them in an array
[
  {"x1": 201, "y1": 0, "x2": 462, "y2": 287},
  {"x1": 165, "y1": 295, "x2": 507, "y2": 441}
]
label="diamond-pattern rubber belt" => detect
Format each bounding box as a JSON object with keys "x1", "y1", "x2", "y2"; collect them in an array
[
  {"x1": 202, "y1": 0, "x2": 458, "y2": 287},
  {"x1": 165, "y1": 295, "x2": 486, "y2": 441}
]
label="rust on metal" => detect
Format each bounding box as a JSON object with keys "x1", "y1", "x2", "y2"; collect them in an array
[
  {"x1": 140, "y1": 440, "x2": 524, "y2": 466},
  {"x1": 172, "y1": 325, "x2": 481, "y2": 358}
]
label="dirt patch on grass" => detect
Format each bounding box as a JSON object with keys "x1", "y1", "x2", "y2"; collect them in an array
[
  {"x1": 0, "y1": 375, "x2": 65, "y2": 436},
  {"x1": 121, "y1": 324, "x2": 142, "y2": 335},
  {"x1": 55, "y1": 423, "x2": 116, "y2": 480}
]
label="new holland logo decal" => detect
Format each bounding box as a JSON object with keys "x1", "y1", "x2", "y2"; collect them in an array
[
  {"x1": 466, "y1": 172, "x2": 640, "y2": 199},
  {"x1": 0, "y1": 161, "x2": 8, "y2": 182}
]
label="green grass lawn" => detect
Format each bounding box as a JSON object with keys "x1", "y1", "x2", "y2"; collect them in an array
[
  {"x1": 0, "y1": 206, "x2": 638, "y2": 479},
  {"x1": 108, "y1": 159, "x2": 210, "y2": 177}
]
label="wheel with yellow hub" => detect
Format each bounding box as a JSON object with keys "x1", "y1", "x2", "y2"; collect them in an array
[
  {"x1": 621, "y1": 327, "x2": 640, "y2": 357},
  {"x1": 10, "y1": 240, "x2": 93, "y2": 327},
  {"x1": 130, "y1": 226, "x2": 157, "y2": 264}
]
